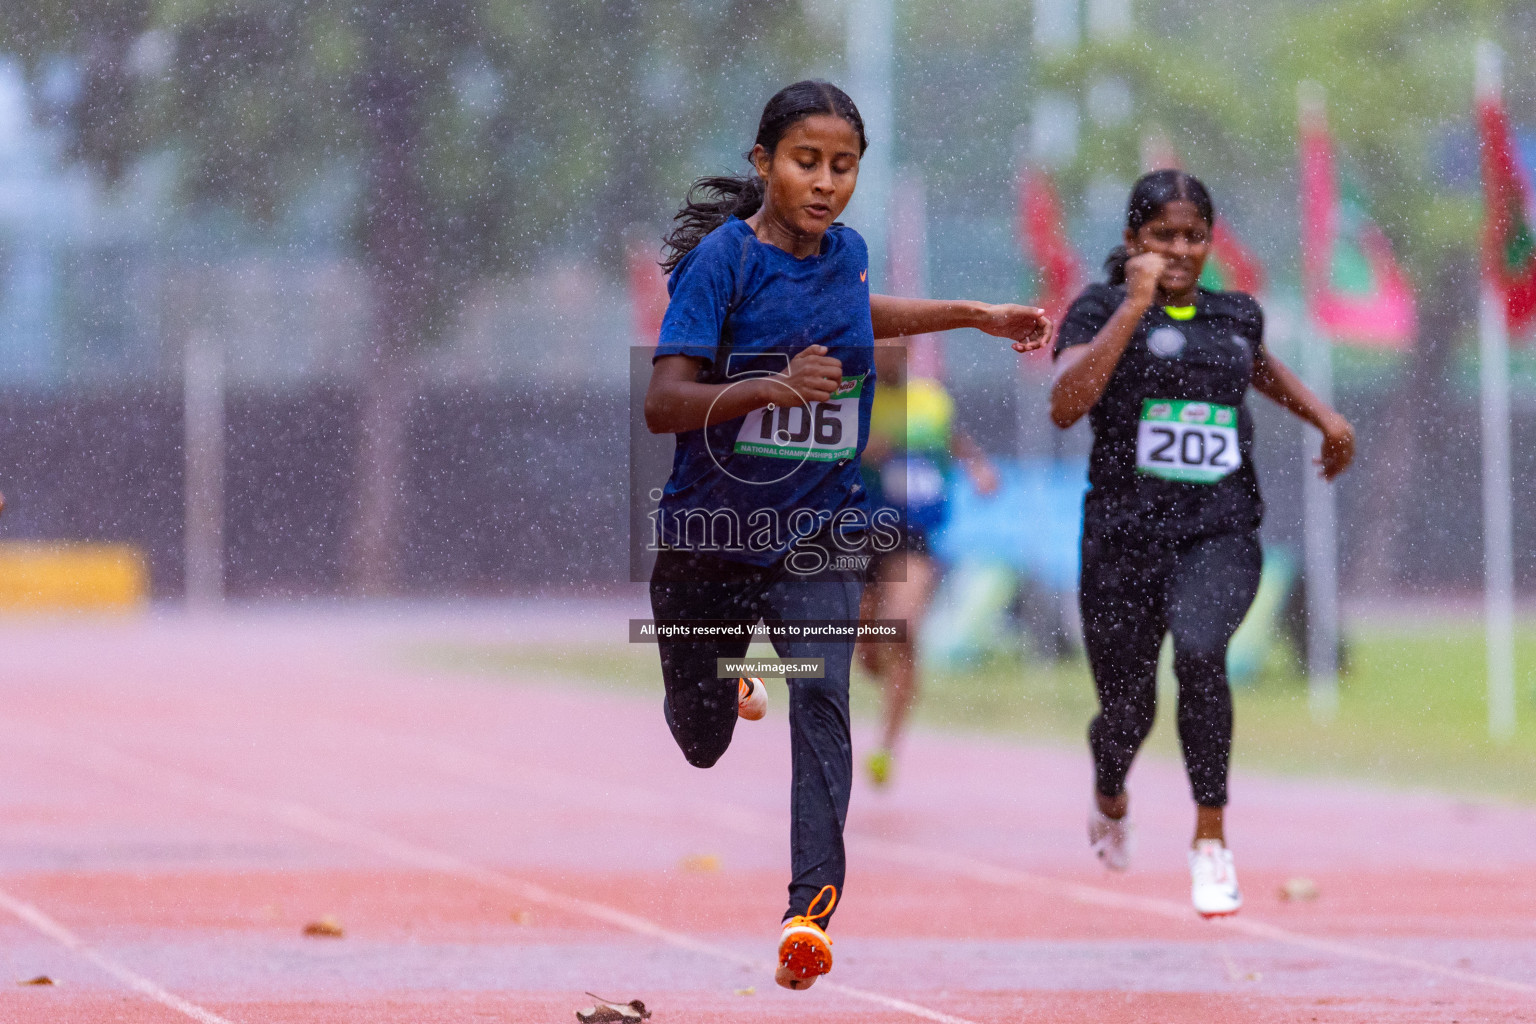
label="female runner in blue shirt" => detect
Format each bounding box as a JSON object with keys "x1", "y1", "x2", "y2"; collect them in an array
[{"x1": 647, "y1": 79, "x2": 1051, "y2": 990}]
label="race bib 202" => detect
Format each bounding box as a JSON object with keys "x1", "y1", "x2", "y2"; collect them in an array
[{"x1": 1136, "y1": 399, "x2": 1241, "y2": 484}]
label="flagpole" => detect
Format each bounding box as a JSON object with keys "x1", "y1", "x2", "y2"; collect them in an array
[
  {"x1": 1014, "y1": 167, "x2": 1034, "y2": 465},
  {"x1": 1301, "y1": 314, "x2": 1340, "y2": 719},
  {"x1": 1298, "y1": 82, "x2": 1339, "y2": 720},
  {"x1": 1477, "y1": 40, "x2": 1517, "y2": 740},
  {"x1": 846, "y1": 0, "x2": 894, "y2": 291},
  {"x1": 1480, "y1": 280, "x2": 1516, "y2": 739},
  {"x1": 184, "y1": 331, "x2": 225, "y2": 610}
]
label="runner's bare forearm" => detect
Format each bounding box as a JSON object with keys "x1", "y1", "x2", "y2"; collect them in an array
[
  {"x1": 1251, "y1": 351, "x2": 1344, "y2": 434},
  {"x1": 1253, "y1": 350, "x2": 1355, "y2": 479},
  {"x1": 951, "y1": 428, "x2": 983, "y2": 464},
  {"x1": 871, "y1": 295, "x2": 1051, "y2": 351},
  {"x1": 951, "y1": 428, "x2": 999, "y2": 493},
  {"x1": 1049, "y1": 295, "x2": 1150, "y2": 428},
  {"x1": 871, "y1": 295, "x2": 990, "y2": 338},
  {"x1": 646, "y1": 351, "x2": 848, "y2": 434},
  {"x1": 644, "y1": 355, "x2": 775, "y2": 434}
]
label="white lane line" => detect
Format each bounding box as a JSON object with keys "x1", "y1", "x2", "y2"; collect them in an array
[
  {"x1": 849, "y1": 829, "x2": 1536, "y2": 997},
  {"x1": 25, "y1": 718, "x2": 1536, "y2": 1007},
  {"x1": 377, "y1": 731, "x2": 1536, "y2": 998},
  {"x1": 258, "y1": 803, "x2": 986, "y2": 1024},
  {"x1": 0, "y1": 886, "x2": 240, "y2": 1024},
  {"x1": 11, "y1": 731, "x2": 987, "y2": 1024}
]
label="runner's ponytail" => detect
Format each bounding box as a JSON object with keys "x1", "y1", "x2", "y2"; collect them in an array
[
  {"x1": 661, "y1": 175, "x2": 767, "y2": 274},
  {"x1": 662, "y1": 80, "x2": 867, "y2": 273},
  {"x1": 1104, "y1": 245, "x2": 1132, "y2": 286},
  {"x1": 1103, "y1": 169, "x2": 1215, "y2": 285}
]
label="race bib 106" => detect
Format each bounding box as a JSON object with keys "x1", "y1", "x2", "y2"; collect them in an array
[
  {"x1": 1136, "y1": 399, "x2": 1241, "y2": 484},
  {"x1": 733, "y1": 374, "x2": 865, "y2": 462}
]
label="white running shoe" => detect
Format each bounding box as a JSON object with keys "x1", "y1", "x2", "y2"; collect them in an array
[
  {"x1": 1189, "y1": 839, "x2": 1242, "y2": 918},
  {"x1": 1088, "y1": 807, "x2": 1134, "y2": 872},
  {"x1": 737, "y1": 677, "x2": 768, "y2": 721}
]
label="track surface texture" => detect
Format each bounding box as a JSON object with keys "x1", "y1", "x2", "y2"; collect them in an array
[{"x1": 0, "y1": 601, "x2": 1531, "y2": 1023}]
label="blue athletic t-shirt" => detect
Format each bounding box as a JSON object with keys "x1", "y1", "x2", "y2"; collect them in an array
[{"x1": 653, "y1": 217, "x2": 876, "y2": 565}]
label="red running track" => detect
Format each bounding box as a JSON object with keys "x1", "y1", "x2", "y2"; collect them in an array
[{"x1": 0, "y1": 601, "x2": 1532, "y2": 1023}]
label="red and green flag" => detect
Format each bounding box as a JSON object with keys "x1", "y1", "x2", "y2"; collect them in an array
[
  {"x1": 1298, "y1": 98, "x2": 1417, "y2": 348},
  {"x1": 627, "y1": 235, "x2": 669, "y2": 346},
  {"x1": 1477, "y1": 91, "x2": 1536, "y2": 332},
  {"x1": 1199, "y1": 222, "x2": 1265, "y2": 294}
]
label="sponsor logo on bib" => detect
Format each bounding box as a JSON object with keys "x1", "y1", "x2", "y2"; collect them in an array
[{"x1": 1147, "y1": 326, "x2": 1186, "y2": 358}]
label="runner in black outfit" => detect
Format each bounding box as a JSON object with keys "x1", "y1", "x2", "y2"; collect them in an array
[{"x1": 1049, "y1": 170, "x2": 1355, "y2": 917}]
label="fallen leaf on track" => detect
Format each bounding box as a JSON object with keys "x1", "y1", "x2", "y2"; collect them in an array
[
  {"x1": 511, "y1": 910, "x2": 534, "y2": 925},
  {"x1": 18, "y1": 976, "x2": 56, "y2": 986},
  {"x1": 1279, "y1": 877, "x2": 1318, "y2": 902},
  {"x1": 302, "y1": 916, "x2": 345, "y2": 938},
  {"x1": 734, "y1": 986, "x2": 755, "y2": 996},
  {"x1": 679, "y1": 854, "x2": 720, "y2": 873},
  {"x1": 575, "y1": 992, "x2": 651, "y2": 1022}
]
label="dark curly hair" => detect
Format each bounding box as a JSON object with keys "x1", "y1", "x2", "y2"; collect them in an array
[{"x1": 660, "y1": 80, "x2": 868, "y2": 273}]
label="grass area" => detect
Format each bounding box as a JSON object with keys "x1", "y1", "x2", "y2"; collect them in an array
[{"x1": 409, "y1": 621, "x2": 1536, "y2": 804}]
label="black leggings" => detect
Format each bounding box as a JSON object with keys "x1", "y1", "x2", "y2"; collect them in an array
[
  {"x1": 1080, "y1": 530, "x2": 1262, "y2": 808},
  {"x1": 650, "y1": 548, "x2": 863, "y2": 927}
]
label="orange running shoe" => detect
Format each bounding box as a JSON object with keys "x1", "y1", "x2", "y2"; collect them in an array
[
  {"x1": 737, "y1": 677, "x2": 768, "y2": 721},
  {"x1": 774, "y1": 884, "x2": 836, "y2": 990}
]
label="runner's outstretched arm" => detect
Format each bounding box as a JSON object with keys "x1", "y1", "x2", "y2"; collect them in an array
[
  {"x1": 1251, "y1": 350, "x2": 1355, "y2": 480},
  {"x1": 870, "y1": 294, "x2": 1052, "y2": 351}
]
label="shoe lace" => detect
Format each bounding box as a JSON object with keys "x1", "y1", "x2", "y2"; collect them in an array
[{"x1": 783, "y1": 884, "x2": 837, "y2": 933}]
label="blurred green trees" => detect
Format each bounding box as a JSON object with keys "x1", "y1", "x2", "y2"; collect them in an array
[
  {"x1": 2, "y1": 0, "x2": 1531, "y2": 592},
  {"x1": 0, "y1": 0, "x2": 825, "y2": 592},
  {"x1": 1035, "y1": 0, "x2": 1527, "y2": 290}
]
